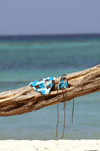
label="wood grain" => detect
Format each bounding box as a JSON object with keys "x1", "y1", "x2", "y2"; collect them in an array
[{"x1": 0, "y1": 65, "x2": 100, "y2": 116}]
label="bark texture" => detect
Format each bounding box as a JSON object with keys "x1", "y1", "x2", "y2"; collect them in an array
[{"x1": 0, "y1": 65, "x2": 100, "y2": 116}]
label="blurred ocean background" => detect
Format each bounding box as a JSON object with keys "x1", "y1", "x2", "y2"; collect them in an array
[{"x1": 0, "y1": 34, "x2": 100, "y2": 140}]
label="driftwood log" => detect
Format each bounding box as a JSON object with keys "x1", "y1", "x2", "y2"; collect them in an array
[{"x1": 0, "y1": 65, "x2": 100, "y2": 116}]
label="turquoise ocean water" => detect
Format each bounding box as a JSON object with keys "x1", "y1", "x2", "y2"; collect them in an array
[{"x1": 0, "y1": 34, "x2": 100, "y2": 140}]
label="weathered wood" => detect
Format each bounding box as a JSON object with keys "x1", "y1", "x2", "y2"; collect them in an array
[{"x1": 0, "y1": 65, "x2": 100, "y2": 116}]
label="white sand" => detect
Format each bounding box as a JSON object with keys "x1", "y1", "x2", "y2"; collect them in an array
[{"x1": 0, "y1": 140, "x2": 100, "y2": 151}]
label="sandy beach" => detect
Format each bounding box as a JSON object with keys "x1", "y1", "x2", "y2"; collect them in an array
[{"x1": 0, "y1": 140, "x2": 100, "y2": 151}]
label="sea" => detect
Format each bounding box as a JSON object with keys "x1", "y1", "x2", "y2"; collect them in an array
[{"x1": 0, "y1": 34, "x2": 100, "y2": 140}]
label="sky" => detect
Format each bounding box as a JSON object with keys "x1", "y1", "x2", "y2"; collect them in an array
[{"x1": 0, "y1": 0, "x2": 100, "y2": 35}]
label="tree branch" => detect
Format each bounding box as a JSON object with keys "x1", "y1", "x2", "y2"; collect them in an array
[{"x1": 0, "y1": 65, "x2": 100, "y2": 116}]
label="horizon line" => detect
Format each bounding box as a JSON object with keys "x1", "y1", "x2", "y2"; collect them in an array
[{"x1": 0, "y1": 33, "x2": 100, "y2": 37}]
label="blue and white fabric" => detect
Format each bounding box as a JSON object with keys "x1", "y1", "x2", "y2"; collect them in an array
[
  {"x1": 58, "y1": 74, "x2": 68, "y2": 90},
  {"x1": 29, "y1": 74, "x2": 68, "y2": 95},
  {"x1": 29, "y1": 77, "x2": 56, "y2": 95}
]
